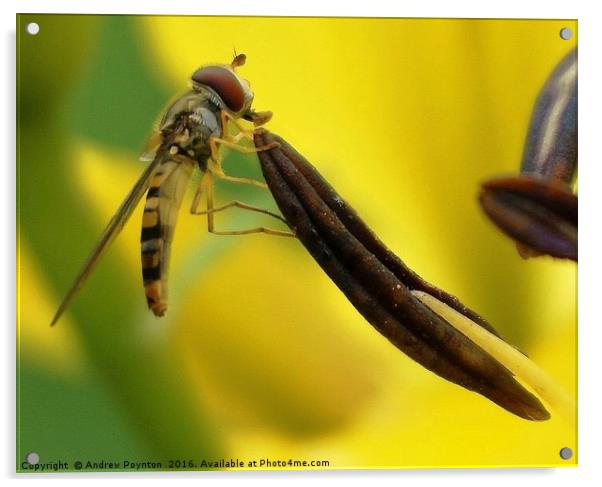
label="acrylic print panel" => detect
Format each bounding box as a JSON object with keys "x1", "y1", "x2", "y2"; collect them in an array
[{"x1": 16, "y1": 14, "x2": 577, "y2": 471}]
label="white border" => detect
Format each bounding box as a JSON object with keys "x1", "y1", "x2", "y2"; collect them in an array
[
  {"x1": 3, "y1": 1, "x2": 601, "y2": 486},
  {"x1": 1, "y1": 0, "x2": 584, "y2": 18}
]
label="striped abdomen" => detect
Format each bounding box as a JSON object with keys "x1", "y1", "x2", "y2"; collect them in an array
[{"x1": 141, "y1": 154, "x2": 195, "y2": 316}]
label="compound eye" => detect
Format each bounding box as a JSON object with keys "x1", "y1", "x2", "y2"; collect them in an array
[{"x1": 192, "y1": 66, "x2": 246, "y2": 112}]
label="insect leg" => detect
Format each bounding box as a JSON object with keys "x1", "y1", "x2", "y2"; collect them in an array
[
  {"x1": 199, "y1": 172, "x2": 295, "y2": 238},
  {"x1": 220, "y1": 110, "x2": 272, "y2": 140},
  {"x1": 190, "y1": 171, "x2": 212, "y2": 215},
  {"x1": 192, "y1": 199, "x2": 289, "y2": 225},
  {"x1": 211, "y1": 110, "x2": 279, "y2": 156},
  {"x1": 211, "y1": 136, "x2": 279, "y2": 155},
  {"x1": 220, "y1": 110, "x2": 253, "y2": 139},
  {"x1": 215, "y1": 171, "x2": 268, "y2": 189},
  {"x1": 209, "y1": 136, "x2": 279, "y2": 167},
  {"x1": 207, "y1": 140, "x2": 269, "y2": 189},
  {"x1": 203, "y1": 158, "x2": 266, "y2": 190},
  {"x1": 207, "y1": 114, "x2": 280, "y2": 189}
]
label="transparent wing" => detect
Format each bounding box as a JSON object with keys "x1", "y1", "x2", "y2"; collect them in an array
[
  {"x1": 157, "y1": 158, "x2": 195, "y2": 302},
  {"x1": 50, "y1": 154, "x2": 166, "y2": 326},
  {"x1": 139, "y1": 130, "x2": 163, "y2": 162}
]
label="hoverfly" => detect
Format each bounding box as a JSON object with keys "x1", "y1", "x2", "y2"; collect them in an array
[{"x1": 51, "y1": 53, "x2": 294, "y2": 326}]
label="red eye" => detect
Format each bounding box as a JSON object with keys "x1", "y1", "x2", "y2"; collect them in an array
[{"x1": 192, "y1": 66, "x2": 246, "y2": 112}]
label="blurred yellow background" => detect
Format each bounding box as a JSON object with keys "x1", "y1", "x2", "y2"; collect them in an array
[{"x1": 17, "y1": 15, "x2": 577, "y2": 469}]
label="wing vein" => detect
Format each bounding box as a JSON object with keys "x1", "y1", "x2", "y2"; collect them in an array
[{"x1": 50, "y1": 154, "x2": 165, "y2": 326}]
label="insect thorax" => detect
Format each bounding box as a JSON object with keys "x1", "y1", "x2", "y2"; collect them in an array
[{"x1": 160, "y1": 89, "x2": 224, "y2": 162}]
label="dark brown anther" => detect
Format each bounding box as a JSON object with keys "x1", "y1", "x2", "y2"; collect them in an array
[
  {"x1": 480, "y1": 176, "x2": 577, "y2": 261},
  {"x1": 479, "y1": 49, "x2": 577, "y2": 260},
  {"x1": 520, "y1": 49, "x2": 577, "y2": 184},
  {"x1": 255, "y1": 129, "x2": 550, "y2": 421}
]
